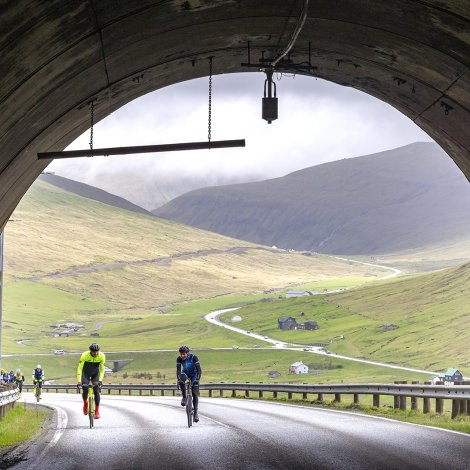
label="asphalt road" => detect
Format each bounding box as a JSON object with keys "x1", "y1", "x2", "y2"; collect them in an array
[{"x1": 8, "y1": 393, "x2": 470, "y2": 470}]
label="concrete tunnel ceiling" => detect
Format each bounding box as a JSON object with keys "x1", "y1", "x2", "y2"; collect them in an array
[{"x1": 0, "y1": 1, "x2": 469, "y2": 231}]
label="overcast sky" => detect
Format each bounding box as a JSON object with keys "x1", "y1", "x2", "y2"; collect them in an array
[{"x1": 49, "y1": 72, "x2": 433, "y2": 183}]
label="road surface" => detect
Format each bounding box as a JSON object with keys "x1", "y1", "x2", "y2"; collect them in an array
[{"x1": 7, "y1": 393, "x2": 470, "y2": 470}]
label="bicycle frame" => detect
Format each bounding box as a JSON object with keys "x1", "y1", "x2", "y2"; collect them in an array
[
  {"x1": 80, "y1": 382, "x2": 99, "y2": 428},
  {"x1": 88, "y1": 384, "x2": 95, "y2": 428},
  {"x1": 33, "y1": 381, "x2": 42, "y2": 402},
  {"x1": 185, "y1": 379, "x2": 193, "y2": 428}
]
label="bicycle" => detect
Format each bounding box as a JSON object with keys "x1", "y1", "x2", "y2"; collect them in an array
[
  {"x1": 79, "y1": 382, "x2": 100, "y2": 428},
  {"x1": 33, "y1": 381, "x2": 42, "y2": 403},
  {"x1": 185, "y1": 378, "x2": 193, "y2": 428}
]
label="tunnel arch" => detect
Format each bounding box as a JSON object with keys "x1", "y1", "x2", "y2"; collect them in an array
[{"x1": 0, "y1": 1, "x2": 468, "y2": 230}]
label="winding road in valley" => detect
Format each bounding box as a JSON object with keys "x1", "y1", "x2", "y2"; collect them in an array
[{"x1": 205, "y1": 258, "x2": 439, "y2": 376}]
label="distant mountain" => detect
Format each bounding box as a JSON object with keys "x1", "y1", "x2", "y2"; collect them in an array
[
  {"x1": 39, "y1": 173, "x2": 154, "y2": 216},
  {"x1": 49, "y1": 170, "x2": 261, "y2": 211},
  {"x1": 153, "y1": 142, "x2": 470, "y2": 255}
]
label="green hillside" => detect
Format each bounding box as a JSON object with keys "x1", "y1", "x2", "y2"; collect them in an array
[
  {"x1": 3, "y1": 177, "x2": 469, "y2": 385},
  {"x1": 2, "y1": 179, "x2": 387, "y2": 355},
  {"x1": 219, "y1": 263, "x2": 470, "y2": 374}
]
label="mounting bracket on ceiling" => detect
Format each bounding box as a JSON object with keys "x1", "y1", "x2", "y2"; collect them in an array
[{"x1": 241, "y1": 0, "x2": 313, "y2": 123}]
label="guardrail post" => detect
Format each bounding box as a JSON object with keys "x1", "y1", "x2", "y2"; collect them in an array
[
  {"x1": 451, "y1": 399, "x2": 459, "y2": 419},
  {"x1": 410, "y1": 381, "x2": 418, "y2": 410},
  {"x1": 172, "y1": 389, "x2": 175, "y2": 396},
  {"x1": 423, "y1": 397, "x2": 430, "y2": 413},
  {"x1": 302, "y1": 392, "x2": 307, "y2": 400},
  {"x1": 209, "y1": 390, "x2": 213, "y2": 398},
  {"x1": 259, "y1": 391, "x2": 263, "y2": 398},
  {"x1": 334, "y1": 393, "x2": 341, "y2": 403},
  {"x1": 393, "y1": 395, "x2": 400, "y2": 409},
  {"x1": 400, "y1": 395, "x2": 407, "y2": 411},
  {"x1": 128, "y1": 389, "x2": 131, "y2": 396},
  {"x1": 220, "y1": 389, "x2": 224, "y2": 397},
  {"x1": 459, "y1": 399, "x2": 467, "y2": 415},
  {"x1": 231, "y1": 390, "x2": 236, "y2": 398},
  {"x1": 118, "y1": 389, "x2": 122, "y2": 395},
  {"x1": 353, "y1": 393, "x2": 359, "y2": 405},
  {"x1": 108, "y1": 388, "x2": 111, "y2": 395},
  {"x1": 161, "y1": 390, "x2": 164, "y2": 396},
  {"x1": 373, "y1": 394, "x2": 380, "y2": 407},
  {"x1": 139, "y1": 390, "x2": 142, "y2": 396},
  {"x1": 288, "y1": 392, "x2": 292, "y2": 399},
  {"x1": 317, "y1": 393, "x2": 323, "y2": 402},
  {"x1": 245, "y1": 390, "x2": 250, "y2": 398},
  {"x1": 435, "y1": 398, "x2": 444, "y2": 414},
  {"x1": 273, "y1": 391, "x2": 278, "y2": 399}
]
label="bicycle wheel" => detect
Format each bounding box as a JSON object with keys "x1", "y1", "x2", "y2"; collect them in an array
[
  {"x1": 186, "y1": 385, "x2": 193, "y2": 428},
  {"x1": 88, "y1": 394, "x2": 95, "y2": 429},
  {"x1": 35, "y1": 387, "x2": 40, "y2": 403}
]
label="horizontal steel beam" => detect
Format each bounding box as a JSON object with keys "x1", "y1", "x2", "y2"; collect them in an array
[
  {"x1": 21, "y1": 382, "x2": 470, "y2": 400},
  {"x1": 37, "y1": 139, "x2": 246, "y2": 160}
]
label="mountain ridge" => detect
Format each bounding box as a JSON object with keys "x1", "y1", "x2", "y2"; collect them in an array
[{"x1": 153, "y1": 142, "x2": 470, "y2": 255}]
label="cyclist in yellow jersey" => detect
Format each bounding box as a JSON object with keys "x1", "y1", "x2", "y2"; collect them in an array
[{"x1": 77, "y1": 343, "x2": 106, "y2": 419}]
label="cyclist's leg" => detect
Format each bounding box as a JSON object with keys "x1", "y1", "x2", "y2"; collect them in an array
[
  {"x1": 81, "y1": 374, "x2": 91, "y2": 402},
  {"x1": 190, "y1": 376, "x2": 199, "y2": 411},
  {"x1": 90, "y1": 374, "x2": 100, "y2": 405},
  {"x1": 178, "y1": 380, "x2": 186, "y2": 398}
]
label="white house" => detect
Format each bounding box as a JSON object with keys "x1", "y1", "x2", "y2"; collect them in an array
[{"x1": 289, "y1": 361, "x2": 309, "y2": 374}]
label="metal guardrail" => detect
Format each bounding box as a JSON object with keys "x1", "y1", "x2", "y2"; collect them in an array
[
  {"x1": 17, "y1": 381, "x2": 470, "y2": 419},
  {"x1": 0, "y1": 384, "x2": 21, "y2": 419},
  {"x1": 22, "y1": 381, "x2": 470, "y2": 397}
]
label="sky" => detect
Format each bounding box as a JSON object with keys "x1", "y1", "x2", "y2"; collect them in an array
[{"x1": 48, "y1": 72, "x2": 433, "y2": 186}]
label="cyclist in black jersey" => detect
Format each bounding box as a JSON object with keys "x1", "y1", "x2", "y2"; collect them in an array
[
  {"x1": 32, "y1": 365, "x2": 44, "y2": 398},
  {"x1": 176, "y1": 345, "x2": 202, "y2": 422}
]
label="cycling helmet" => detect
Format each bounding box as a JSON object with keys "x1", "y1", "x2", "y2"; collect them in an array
[
  {"x1": 178, "y1": 345, "x2": 190, "y2": 353},
  {"x1": 36, "y1": 365, "x2": 41, "y2": 369},
  {"x1": 89, "y1": 343, "x2": 100, "y2": 352}
]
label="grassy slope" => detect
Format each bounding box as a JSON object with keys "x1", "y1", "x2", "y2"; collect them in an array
[
  {"x1": 3, "y1": 179, "x2": 469, "y2": 385},
  {"x1": 3, "y1": 180, "x2": 387, "y2": 355},
  {"x1": 219, "y1": 263, "x2": 470, "y2": 374}
]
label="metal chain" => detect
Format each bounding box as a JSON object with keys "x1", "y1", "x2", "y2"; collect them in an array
[
  {"x1": 208, "y1": 57, "x2": 213, "y2": 142},
  {"x1": 89, "y1": 99, "x2": 95, "y2": 151}
]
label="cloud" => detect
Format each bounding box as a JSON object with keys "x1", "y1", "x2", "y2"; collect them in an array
[{"x1": 49, "y1": 73, "x2": 432, "y2": 183}]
